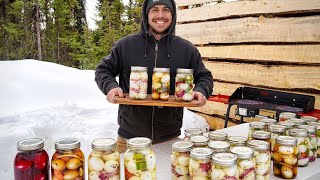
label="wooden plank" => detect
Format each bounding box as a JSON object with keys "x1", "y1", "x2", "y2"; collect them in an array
[
  {"x1": 197, "y1": 45, "x2": 320, "y2": 64},
  {"x1": 176, "y1": 0, "x2": 217, "y2": 7},
  {"x1": 176, "y1": 16, "x2": 320, "y2": 44},
  {"x1": 204, "y1": 61, "x2": 320, "y2": 90},
  {"x1": 177, "y1": 0, "x2": 320, "y2": 23},
  {"x1": 194, "y1": 112, "x2": 237, "y2": 130}
]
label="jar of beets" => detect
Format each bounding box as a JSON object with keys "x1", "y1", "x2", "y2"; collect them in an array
[{"x1": 14, "y1": 138, "x2": 49, "y2": 180}]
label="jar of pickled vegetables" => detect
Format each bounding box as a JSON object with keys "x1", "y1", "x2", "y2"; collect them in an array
[
  {"x1": 260, "y1": 118, "x2": 277, "y2": 131},
  {"x1": 190, "y1": 135, "x2": 209, "y2": 148},
  {"x1": 247, "y1": 140, "x2": 271, "y2": 180},
  {"x1": 189, "y1": 148, "x2": 213, "y2": 179},
  {"x1": 124, "y1": 137, "x2": 156, "y2": 180},
  {"x1": 308, "y1": 122, "x2": 320, "y2": 158},
  {"x1": 248, "y1": 122, "x2": 266, "y2": 140},
  {"x1": 184, "y1": 128, "x2": 203, "y2": 141},
  {"x1": 129, "y1": 66, "x2": 148, "y2": 100},
  {"x1": 297, "y1": 125, "x2": 317, "y2": 162},
  {"x1": 152, "y1": 67, "x2": 170, "y2": 100},
  {"x1": 51, "y1": 138, "x2": 85, "y2": 180},
  {"x1": 273, "y1": 136, "x2": 298, "y2": 179},
  {"x1": 208, "y1": 131, "x2": 228, "y2": 142},
  {"x1": 289, "y1": 118, "x2": 306, "y2": 127},
  {"x1": 211, "y1": 153, "x2": 238, "y2": 180},
  {"x1": 301, "y1": 116, "x2": 318, "y2": 124},
  {"x1": 171, "y1": 141, "x2": 193, "y2": 179},
  {"x1": 208, "y1": 141, "x2": 230, "y2": 154},
  {"x1": 279, "y1": 112, "x2": 296, "y2": 122},
  {"x1": 230, "y1": 146, "x2": 255, "y2": 180},
  {"x1": 288, "y1": 128, "x2": 310, "y2": 167},
  {"x1": 14, "y1": 138, "x2": 49, "y2": 180},
  {"x1": 252, "y1": 130, "x2": 271, "y2": 143},
  {"x1": 88, "y1": 138, "x2": 120, "y2": 180},
  {"x1": 227, "y1": 136, "x2": 247, "y2": 147},
  {"x1": 175, "y1": 68, "x2": 194, "y2": 102},
  {"x1": 278, "y1": 121, "x2": 295, "y2": 135},
  {"x1": 269, "y1": 125, "x2": 286, "y2": 158}
]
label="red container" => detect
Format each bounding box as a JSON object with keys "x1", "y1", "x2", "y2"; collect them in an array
[{"x1": 14, "y1": 138, "x2": 49, "y2": 180}]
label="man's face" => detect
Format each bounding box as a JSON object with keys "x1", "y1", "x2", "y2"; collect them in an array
[{"x1": 148, "y1": 5, "x2": 172, "y2": 38}]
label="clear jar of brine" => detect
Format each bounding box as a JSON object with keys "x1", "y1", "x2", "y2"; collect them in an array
[
  {"x1": 288, "y1": 128, "x2": 310, "y2": 167},
  {"x1": 175, "y1": 68, "x2": 194, "y2": 102},
  {"x1": 227, "y1": 136, "x2": 247, "y2": 147},
  {"x1": 279, "y1": 112, "x2": 296, "y2": 122},
  {"x1": 171, "y1": 141, "x2": 193, "y2": 179},
  {"x1": 208, "y1": 141, "x2": 230, "y2": 154},
  {"x1": 208, "y1": 131, "x2": 228, "y2": 142},
  {"x1": 190, "y1": 135, "x2": 209, "y2": 148},
  {"x1": 297, "y1": 125, "x2": 317, "y2": 162},
  {"x1": 211, "y1": 153, "x2": 238, "y2": 180},
  {"x1": 124, "y1": 137, "x2": 156, "y2": 180},
  {"x1": 273, "y1": 136, "x2": 298, "y2": 179},
  {"x1": 248, "y1": 122, "x2": 266, "y2": 140},
  {"x1": 88, "y1": 138, "x2": 120, "y2": 180},
  {"x1": 230, "y1": 146, "x2": 255, "y2": 180},
  {"x1": 247, "y1": 140, "x2": 271, "y2": 180},
  {"x1": 152, "y1": 67, "x2": 170, "y2": 100},
  {"x1": 269, "y1": 125, "x2": 286, "y2": 159},
  {"x1": 184, "y1": 128, "x2": 203, "y2": 141},
  {"x1": 189, "y1": 148, "x2": 213, "y2": 179},
  {"x1": 129, "y1": 66, "x2": 148, "y2": 99},
  {"x1": 308, "y1": 122, "x2": 320, "y2": 158}
]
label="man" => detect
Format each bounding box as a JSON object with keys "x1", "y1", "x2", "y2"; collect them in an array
[{"x1": 95, "y1": 0, "x2": 213, "y2": 153}]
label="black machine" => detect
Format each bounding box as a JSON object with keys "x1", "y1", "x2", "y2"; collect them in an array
[{"x1": 224, "y1": 87, "x2": 315, "y2": 128}]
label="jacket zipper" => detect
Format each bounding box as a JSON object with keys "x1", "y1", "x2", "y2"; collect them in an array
[{"x1": 151, "y1": 42, "x2": 159, "y2": 142}]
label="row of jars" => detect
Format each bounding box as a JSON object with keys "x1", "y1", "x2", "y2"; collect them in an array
[{"x1": 129, "y1": 66, "x2": 194, "y2": 101}]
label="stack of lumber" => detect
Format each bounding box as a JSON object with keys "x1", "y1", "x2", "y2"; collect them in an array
[{"x1": 175, "y1": 0, "x2": 320, "y2": 130}]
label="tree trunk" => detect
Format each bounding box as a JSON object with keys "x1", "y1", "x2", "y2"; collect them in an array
[{"x1": 35, "y1": 0, "x2": 42, "y2": 61}]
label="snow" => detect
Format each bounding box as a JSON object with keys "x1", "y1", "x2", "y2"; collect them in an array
[{"x1": 0, "y1": 59, "x2": 208, "y2": 179}]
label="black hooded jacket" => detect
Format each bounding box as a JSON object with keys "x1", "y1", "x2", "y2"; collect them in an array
[{"x1": 95, "y1": 0, "x2": 213, "y2": 143}]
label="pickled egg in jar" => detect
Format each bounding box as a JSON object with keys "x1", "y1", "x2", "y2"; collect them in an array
[
  {"x1": 190, "y1": 135, "x2": 209, "y2": 148},
  {"x1": 289, "y1": 128, "x2": 310, "y2": 167},
  {"x1": 14, "y1": 138, "x2": 49, "y2": 180},
  {"x1": 248, "y1": 122, "x2": 266, "y2": 140},
  {"x1": 129, "y1": 66, "x2": 148, "y2": 100},
  {"x1": 279, "y1": 112, "x2": 296, "y2": 122},
  {"x1": 273, "y1": 136, "x2": 298, "y2": 179},
  {"x1": 208, "y1": 131, "x2": 228, "y2": 142},
  {"x1": 175, "y1": 68, "x2": 194, "y2": 102},
  {"x1": 184, "y1": 128, "x2": 203, "y2": 141},
  {"x1": 268, "y1": 125, "x2": 286, "y2": 160},
  {"x1": 124, "y1": 137, "x2": 156, "y2": 180},
  {"x1": 171, "y1": 141, "x2": 193, "y2": 179},
  {"x1": 278, "y1": 121, "x2": 295, "y2": 135},
  {"x1": 208, "y1": 141, "x2": 230, "y2": 154},
  {"x1": 152, "y1": 67, "x2": 170, "y2": 100},
  {"x1": 227, "y1": 136, "x2": 247, "y2": 148},
  {"x1": 230, "y1": 146, "x2": 255, "y2": 180},
  {"x1": 297, "y1": 125, "x2": 317, "y2": 162},
  {"x1": 308, "y1": 122, "x2": 320, "y2": 158},
  {"x1": 211, "y1": 153, "x2": 238, "y2": 180},
  {"x1": 189, "y1": 148, "x2": 213, "y2": 179},
  {"x1": 51, "y1": 138, "x2": 85, "y2": 180},
  {"x1": 88, "y1": 138, "x2": 120, "y2": 180},
  {"x1": 247, "y1": 140, "x2": 271, "y2": 180}
]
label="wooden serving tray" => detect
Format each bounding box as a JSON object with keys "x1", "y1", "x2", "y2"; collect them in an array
[{"x1": 113, "y1": 94, "x2": 200, "y2": 107}]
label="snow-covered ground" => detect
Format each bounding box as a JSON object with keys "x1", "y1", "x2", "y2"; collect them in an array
[{"x1": 0, "y1": 59, "x2": 208, "y2": 179}]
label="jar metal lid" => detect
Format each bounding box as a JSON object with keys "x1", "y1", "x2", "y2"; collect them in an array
[
  {"x1": 172, "y1": 141, "x2": 193, "y2": 152},
  {"x1": 212, "y1": 153, "x2": 237, "y2": 166},
  {"x1": 227, "y1": 136, "x2": 247, "y2": 143},
  {"x1": 153, "y1": 67, "x2": 170, "y2": 72},
  {"x1": 185, "y1": 128, "x2": 203, "y2": 137},
  {"x1": 190, "y1": 135, "x2": 209, "y2": 146},
  {"x1": 297, "y1": 125, "x2": 316, "y2": 134},
  {"x1": 208, "y1": 131, "x2": 228, "y2": 141},
  {"x1": 127, "y1": 137, "x2": 151, "y2": 149},
  {"x1": 131, "y1": 66, "x2": 147, "y2": 71},
  {"x1": 230, "y1": 146, "x2": 253, "y2": 159},
  {"x1": 92, "y1": 138, "x2": 116, "y2": 150},
  {"x1": 190, "y1": 148, "x2": 213, "y2": 160},
  {"x1": 17, "y1": 138, "x2": 44, "y2": 151},
  {"x1": 301, "y1": 116, "x2": 318, "y2": 123},
  {"x1": 208, "y1": 141, "x2": 230, "y2": 149},
  {"x1": 55, "y1": 138, "x2": 80, "y2": 150},
  {"x1": 289, "y1": 128, "x2": 309, "y2": 137},
  {"x1": 176, "y1": 68, "x2": 193, "y2": 74},
  {"x1": 269, "y1": 125, "x2": 286, "y2": 133},
  {"x1": 289, "y1": 118, "x2": 305, "y2": 125},
  {"x1": 260, "y1": 118, "x2": 277, "y2": 125},
  {"x1": 252, "y1": 130, "x2": 271, "y2": 140},
  {"x1": 280, "y1": 112, "x2": 296, "y2": 118},
  {"x1": 276, "y1": 136, "x2": 297, "y2": 145},
  {"x1": 278, "y1": 121, "x2": 295, "y2": 129},
  {"x1": 308, "y1": 122, "x2": 320, "y2": 129},
  {"x1": 247, "y1": 140, "x2": 270, "y2": 151},
  {"x1": 249, "y1": 122, "x2": 266, "y2": 129}
]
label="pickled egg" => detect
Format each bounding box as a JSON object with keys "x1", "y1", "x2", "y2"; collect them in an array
[
  {"x1": 140, "y1": 171, "x2": 153, "y2": 180},
  {"x1": 256, "y1": 164, "x2": 269, "y2": 175},
  {"x1": 51, "y1": 159, "x2": 66, "y2": 171},
  {"x1": 273, "y1": 152, "x2": 283, "y2": 162},
  {"x1": 90, "y1": 151, "x2": 103, "y2": 158},
  {"x1": 281, "y1": 166, "x2": 293, "y2": 179},
  {"x1": 278, "y1": 145, "x2": 294, "y2": 155},
  {"x1": 138, "y1": 92, "x2": 147, "y2": 99},
  {"x1": 88, "y1": 171, "x2": 100, "y2": 180},
  {"x1": 175, "y1": 165, "x2": 189, "y2": 176},
  {"x1": 297, "y1": 145, "x2": 307, "y2": 153},
  {"x1": 224, "y1": 164, "x2": 237, "y2": 176},
  {"x1": 177, "y1": 156, "x2": 190, "y2": 166},
  {"x1": 211, "y1": 168, "x2": 225, "y2": 180},
  {"x1": 88, "y1": 157, "x2": 104, "y2": 171},
  {"x1": 283, "y1": 156, "x2": 298, "y2": 166},
  {"x1": 171, "y1": 154, "x2": 178, "y2": 166},
  {"x1": 182, "y1": 93, "x2": 193, "y2": 101},
  {"x1": 161, "y1": 74, "x2": 170, "y2": 83},
  {"x1": 130, "y1": 72, "x2": 141, "y2": 81},
  {"x1": 104, "y1": 160, "x2": 119, "y2": 173},
  {"x1": 63, "y1": 170, "x2": 79, "y2": 180},
  {"x1": 126, "y1": 160, "x2": 137, "y2": 174},
  {"x1": 255, "y1": 152, "x2": 269, "y2": 164},
  {"x1": 140, "y1": 72, "x2": 148, "y2": 80},
  {"x1": 239, "y1": 159, "x2": 255, "y2": 169},
  {"x1": 160, "y1": 93, "x2": 169, "y2": 100},
  {"x1": 154, "y1": 72, "x2": 164, "y2": 79},
  {"x1": 189, "y1": 159, "x2": 200, "y2": 170},
  {"x1": 103, "y1": 152, "x2": 119, "y2": 161},
  {"x1": 66, "y1": 158, "x2": 82, "y2": 170},
  {"x1": 125, "y1": 151, "x2": 134, "y2": 162},
  {"x1": 176, "y1": 175, "x2": 189, "y2": 180}
]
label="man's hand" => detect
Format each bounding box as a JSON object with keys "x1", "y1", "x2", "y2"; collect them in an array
[
  {"x1": 193, "y1": 91, "x2": 207, "y2": 107},
  {"x1": 106, "y1": 87, "x2": 124, "y2": 103}
]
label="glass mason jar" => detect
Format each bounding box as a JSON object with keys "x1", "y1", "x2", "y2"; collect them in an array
[
  {"x1": 248, "y1": 122, "x2": 266, "y2": 140},
  {"x1": 278, "y1": 121, "x2": 295, "y2": 135},
  {"x1": 190, "y1": 135, "x2": 209, "y2": 148},
  {"x1": 273, "y1": 136, "x2": 298, "y2": 179},
  {"x1": 230, "y1": 146, "x2": 255, "y2": 180},
  {"x1": 184, "y1": 128, "x2": 203, "y2": 141},
  {"x1": 51, "y1": 138, "x2": 85, "y2": 180},
  {"x1": 14, "y1": 138, "x2": 49, "y2": 180},
  {"x1": 252, "y1": 130, "x2": 271, "y2": 142},
  {"x1": 124, "y1": 137, "x2": 156, "y2": 180},
  {"x1": 152, "y1": 67, "x2": 170, "y2": 100},
  {"x1": 301, "y1": 116, "x2": 318, "y2": 124},
  {"x1": 129, "y1": 66, "x2": 148, "y2": 100},
  {"x1": 247, "y1": 140, "x2": 271, "y2": 180},
  {"x1": 171, "y1": 141, "x2": 193, "y2": 179},
  {"x1": 297, "y1": 125, "x2": 317, "y2": 162},
  {"x1": 88, "y1": 138, "x2": 120, "y2": 180},
  {"x1": 308, "y1": 122, "x2": 320, "y2": 158},
  {"x1": 189, "y1": 148, "x2": 213, "y2": 179},
  {"x1": 227, "y1": 136, "x2": 247, "y2": 147},
  {"x1": 175, "y1": 68, "x2": 194, "y2": 102},
  {"x1": 279, "y1": 112, "x2": 296, "y2": 122},
  {"x1": 288, "y1": 128, "x2": 310, "y2": 167},
  {"x1": 288, "y1": 118, "x2": 305, "y2": 127},
  {"x1": 208, "y1": 141, "x2": 230, "y2": 154},
  {"x1": 208, "y1": 131, "x2": 228, "y2": 142},
  {"x1": 211, "y1": 153, "x2": 238, "y2": 180},
  {"x1": 268, "y1": 125, "x2": 286, "y2": 159},
  {"x1": 260, "y1": 118, "x2": 277, "y2": 131}
]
